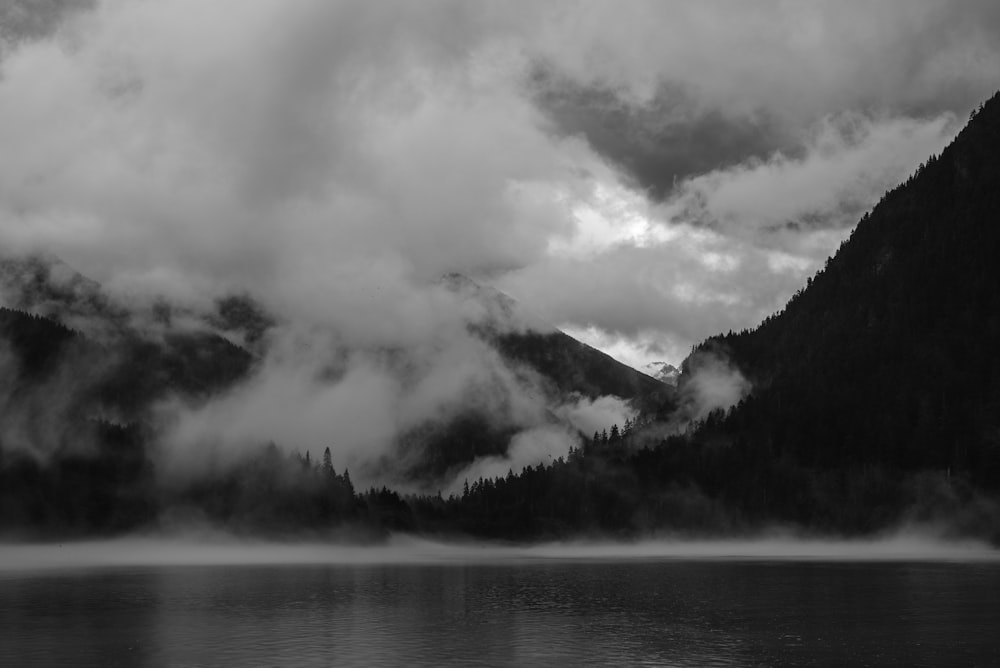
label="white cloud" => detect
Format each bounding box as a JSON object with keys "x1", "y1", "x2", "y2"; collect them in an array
[
  {"x1": 669, "y1": 112, "x2": 960, "y2": 237},
  {"x1": 554, "y1": 394, "x2": 638, "y2": 436},
  {"x1": 157, "y1": 320, "x2": 555, "y2": 485},
  {"x1": 1, "y1": 0, "x2": 997, "y2": 483},
  {"x1": 498, "y1": 110, "x2": 959, "y2": 366},
  {"x1": 679, "y1": 349, "x2": 751, "y2": 422},
  {"x1": 0, "y1": 0, "x2": 584, "y2": 329},
  {"x1": 446, "y1": 424, "x2": 578, "y2": 494}
]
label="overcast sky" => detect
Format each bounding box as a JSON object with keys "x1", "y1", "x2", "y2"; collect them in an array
[{"x1": 2, "y1": 0, "x2": 998, "y2": 368}]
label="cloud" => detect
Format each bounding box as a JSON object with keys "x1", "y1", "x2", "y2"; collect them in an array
[
  {"x1": 0, "y1": 331, "x2": 110, "y2": 461},
  {"x1": 446, "y1": 424, "x2": 578, "y2": 494},
  {"x1": 529, "y1": 1, "x2": 1000, "y2": 121},
  {"x1": 0, "y1": 0, "x2": 96, "y2": 49},
  {"x1": 2, "y1": 0, "x2": 999, "y2": 459},
  {"x1": 0, "y1": 0, "x2": 582, "y2": 325},
  {"x1": 526, "y1": 1, "x2": 1000, "y2": 206},
  {"x1": 156, "y1": 317, "x2": 555, "y2": 482},
  {"x1": 677, "y1": 348, "x2": 751, "y2": 422},
  {"x1": 531, "y1": 73, "x2": 790, "y2": 200},
  {"x1": 158, "y1": 340, "x2": 400, "y2": 478},
  {"x1": 669, "y1": 112, "x2": 960, "y2": 237},
  {"x1": 498, "y1": 224, "x2": 819, "y2": 366},
  {"x1": 554, "y1": 394, "x2": 637, "y2": 437},
  {"x1": 496, "y1": 109, "x2": 959, "y2": 368}
]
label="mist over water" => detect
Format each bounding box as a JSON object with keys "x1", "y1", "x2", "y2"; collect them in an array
[
  {"x1": 2, "y1": 531, "x2": 997, "y2": 572},
  {"x1": 3, "y1": 537, "x2": 999, "y2": 667}
]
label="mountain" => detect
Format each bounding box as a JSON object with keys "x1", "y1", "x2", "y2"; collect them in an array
[
  {"x1": 412, "y1": 91, "x2": 1000, "y2": 541},
  {"x1": 0, "y1": 252, "x2": 122, "y2": 335},
  {"x1": 13, "y1": 85, "x2": 1000, "y2": 539},
  {"x1": 643, "y1": 361, "x2": 680, "y2": 386},
  {"x1": 442, "y1": 272, "x2": 667, "y2": 403},
  {"x1": 0, "y1": 255, "x2": 669, "y2": 489},
  {"x1": 0, "y1": 253, "x2": 673, "y2": 534},
  {"x1": 635, "y1": 91, "x2": 1000, "y2": 535},
  {"x1": 385, "y1": 274, "x2": 672, "y2": 480},
  {"x1": 492, "y1": 329, "x2": 667, "y2": 405},
  {"x1": 684, "y1": 92, "x2": 1000, "y2": 481},
  {"x1": 0, "y1": 253, "x2": 256, "y2": 422}
]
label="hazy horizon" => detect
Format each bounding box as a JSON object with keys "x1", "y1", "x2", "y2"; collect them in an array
[{"x1": 2, "y1": 528, "x2": 998, "y2": 572}]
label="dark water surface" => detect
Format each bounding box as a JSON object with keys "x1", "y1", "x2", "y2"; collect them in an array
[{"x1": 2, "y1": 557, "x2": 999, "y2": 667}]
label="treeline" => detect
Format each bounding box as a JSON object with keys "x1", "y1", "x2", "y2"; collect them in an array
[
  {"x1": 413, "y1": 417, "x2": 1000, "y2": 541},
  {"x1": 4, "y1": 413, "x2": 997, "y2": 542},
  {"x1": 0, "y1": 305, "x2": 253, "y2": 417}
]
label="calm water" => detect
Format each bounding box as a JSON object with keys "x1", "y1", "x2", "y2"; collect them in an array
[{"x1": 2, "y1": 556, "x2": 999, "y2": 666}]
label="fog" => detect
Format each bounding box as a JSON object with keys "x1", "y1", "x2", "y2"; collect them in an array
[
  {"x1": 4, "y1": 0, "x2": 995, "y2": 372},
  {"x1": 1, "y1": 531, "x2": 997, "y2": 572},
  {"x1": 1, "y1": 0, "x2": 994, "y2": 490},
  {"x1": 676, "y1": 348, "x2": 750, "y2": 422},
  {"x1": 0, "y1": 252, "x2": 634, "y2": 490},
  {"x1": 3, "y1": 1, "x2": 1000, "y2": 557}
]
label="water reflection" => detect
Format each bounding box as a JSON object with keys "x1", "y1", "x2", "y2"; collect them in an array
[{"x1": 2, "y1": 561, "x2": 999, "y2": 666}]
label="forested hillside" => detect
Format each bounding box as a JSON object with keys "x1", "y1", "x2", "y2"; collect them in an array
[
  {"x1": 693, "y1": 92, "x2": 1000, "y2": 487},
  {"x1": 4, "y1": 91, "x2": 1000, "y2": 542}
]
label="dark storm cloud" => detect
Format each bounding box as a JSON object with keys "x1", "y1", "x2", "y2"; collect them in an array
[
  {"x1": 0, "y1": 0, "x2": 95, "y2": 47},
  {"x1": 531, "y1": 68, "x2": 795, "y2": 200},
  {"x1": 526, "y1": 0, "x2": 1000, "y2": 210}
]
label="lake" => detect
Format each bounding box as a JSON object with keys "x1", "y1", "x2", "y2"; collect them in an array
[{"x1": 1, "y1": 539, "x2": 999, "y2": 666}]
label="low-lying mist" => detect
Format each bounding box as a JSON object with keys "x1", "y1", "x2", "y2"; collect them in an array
[{"x1": 2, "y1": 530, "x2": 997, "y2": 572}]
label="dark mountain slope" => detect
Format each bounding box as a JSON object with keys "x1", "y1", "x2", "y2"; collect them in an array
[
  {"x1": 0, "y1": 254, "x2": 256, "y2": 424},
  {"x1": 7, "y1": 88, "x2": 1000, "y2": 537},
  {"x1": 442, "y1": 272, "x2": 668, "y2": 406},
  {"x1": 0, "y1": 253, "x2": 123, "y2": 333},
  {"x1": 412, "y1": 93, "x2": 1000, "y2": 541},
  {"x1": 494, "y1": 330, "x2": 666, "y2": 405},
  {"x1": 389, "y1": 275, "x2": 672, "y2": 481},
  {"x1": 0, "y1": 256, "x2": 667, "y2": 492},
  {"x1": 686, "y1": 92, "x2": 1000, "y2": 488},
  {"x1": 0, "y1": 307, "x2": 82, "y2": 380}
]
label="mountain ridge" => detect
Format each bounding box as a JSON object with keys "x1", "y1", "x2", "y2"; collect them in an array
[
  {"x1": 0, "y1": 255, "x2": 669, "y2": 487},
  {"x1": 5, "y1": 90, "x2": 1000, "y2": 539},
  {"x1": 676, "y1": 90, "x2": 1000, "y2": 494}
]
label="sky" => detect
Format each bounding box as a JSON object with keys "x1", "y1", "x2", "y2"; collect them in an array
[{"x1": 1, "y1": 0, "x2": 998, "y2": 372}]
